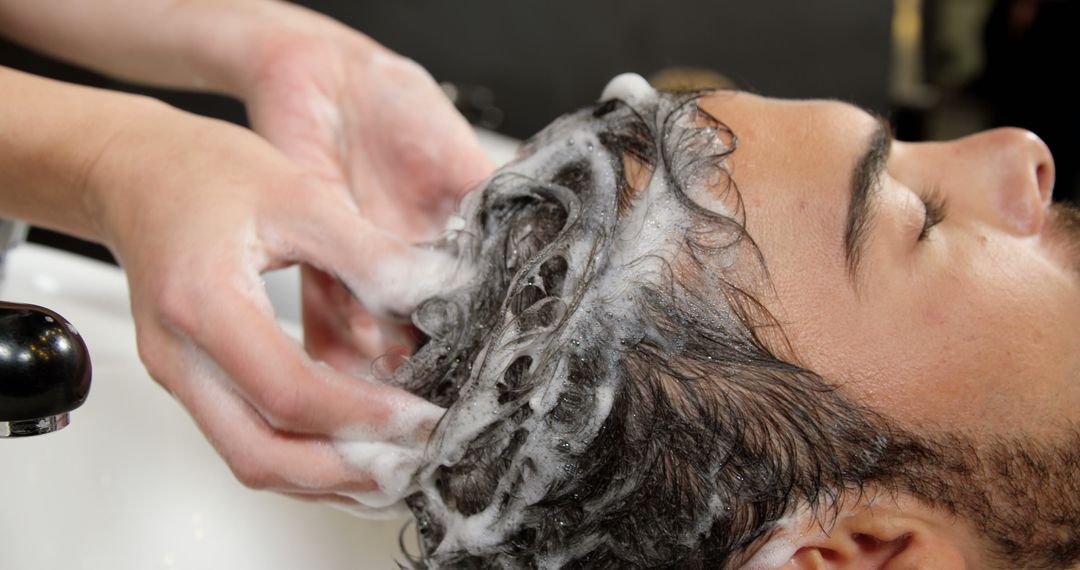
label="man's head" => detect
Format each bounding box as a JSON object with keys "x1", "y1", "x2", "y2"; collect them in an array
[{"x1": 393, "y1": 75, "x2": 1080, "y2": 569}]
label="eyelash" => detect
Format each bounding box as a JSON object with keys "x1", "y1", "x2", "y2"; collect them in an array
[{"x1": 917, "y1": 185, "x2": 947, "y2": 241}]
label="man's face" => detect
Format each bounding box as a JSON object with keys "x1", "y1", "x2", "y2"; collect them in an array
[{"x1": 695, "y1": 91, "x2": 1079, "y2": 439}]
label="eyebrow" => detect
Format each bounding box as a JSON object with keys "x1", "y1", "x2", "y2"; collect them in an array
[{"x1": 843, "y1": 116, "x2": 893, "y2": 285}]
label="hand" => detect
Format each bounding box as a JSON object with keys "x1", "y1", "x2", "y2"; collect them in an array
[
  {"x1": 90, "y1": 97, "x2": 448, "y2": 513},
  {"x1": 241, "y1": 23, "x2": 493, "y2": 375}
]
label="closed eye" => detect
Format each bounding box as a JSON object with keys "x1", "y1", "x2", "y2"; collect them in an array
[{"x1": 917, "y1": 185, "x2": 947, "y2": 242}]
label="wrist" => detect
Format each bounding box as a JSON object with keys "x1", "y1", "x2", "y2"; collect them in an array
[
  {"x1": 0, "y1": 68, "x2": 173, "y2": 244},
  {"x1": 179, "y1": 1, "x2": 376, "y2": 101},
  {"x1": 243, "y1": 11, "x2": 397, "y2": 106},
  {"x1": 162, "y1": 0, "x2": 283, "y2": 96},
  {"x1": 77, "y1": 95, "x2": 176, "y2": 247}
]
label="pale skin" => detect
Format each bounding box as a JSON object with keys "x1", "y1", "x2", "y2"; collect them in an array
[
  {"x1": 0, "y1": 0, "x2": 491, "y2": 508},
  {"x1": 693, "y1": 92, "x2": 1078, "y2": 568}
]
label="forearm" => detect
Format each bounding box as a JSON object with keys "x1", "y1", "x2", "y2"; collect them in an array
[
  {"x1": 0, "y1": 0, "x2": 354, "y2": 98},
  {"x1": 0, "y1": 65, "x2": 160, "y2": 241}
]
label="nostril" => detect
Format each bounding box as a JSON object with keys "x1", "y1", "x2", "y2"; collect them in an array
[
  {"x1": 1014, "y1": 128, "x2": 1056, "y2": 205},
  {"x1": 1035, "y1": 160, "x2": 1055, "y2": 206}
]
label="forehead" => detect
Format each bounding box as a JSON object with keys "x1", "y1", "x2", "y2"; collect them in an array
[
  {"x1": 693, "y1": 94, "x2": 877, "y2": 256},
  {"x1": 697, "y1": 92, "x2": 876, "y2": 196}
]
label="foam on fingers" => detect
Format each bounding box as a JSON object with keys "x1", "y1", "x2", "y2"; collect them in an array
[{"x1": 331, "y1": 391, "x2": 446, "y2": 511}]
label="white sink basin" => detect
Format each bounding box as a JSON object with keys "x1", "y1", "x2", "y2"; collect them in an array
[
  {"x1": 0, "y1": 244, "x2": 414, "y2": 569},
  {"x1": 0, "y1": 130, "x2": 520, "y2": 570}
]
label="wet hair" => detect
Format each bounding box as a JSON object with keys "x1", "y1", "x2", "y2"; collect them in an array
[{"x1": 388, "y1": 91, "x2": 1080, "y2": 569}]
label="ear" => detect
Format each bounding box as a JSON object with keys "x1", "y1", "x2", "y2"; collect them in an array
[
  {"x1": 781, "y1": 507, "x2": 969, "y2": 570},
  {"x1": 736, "y1": 496, "x2": 976, "y2": 570}
]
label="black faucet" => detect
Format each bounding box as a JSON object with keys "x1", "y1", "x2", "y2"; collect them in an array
[{"x1": 0, "y1": 301, "x2": 91, "y2": 437}]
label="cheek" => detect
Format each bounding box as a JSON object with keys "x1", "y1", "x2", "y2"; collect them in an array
[
  {"x1": 919, "y1": 300, "x2": 951, "y2": 329},
  {"x1": 770, "y1": 256, "x2": 1013, "y2": 433},
  {"x1": 856, "y1": 244, "x2": 1071, "y2": 435}
]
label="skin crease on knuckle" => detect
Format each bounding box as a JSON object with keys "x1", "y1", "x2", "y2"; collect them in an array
[
  {"x1": 229, "y1": 448, "x2": 278, "y2": 491},
  {"x1": 258, "y1": 372, "x2": 318, "y2": 431},
  {"x1": 133, "y1": 325, "x2": 176, "y2": 393}
]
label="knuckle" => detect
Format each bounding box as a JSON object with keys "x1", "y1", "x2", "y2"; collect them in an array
[
  {"x1": 259, "y1": 382, "x2": 311, "y2": 429},
  {"x1": 230, "y1": 457, "x2": 276, "y2": 490},
  {"x1": 153, "y1": 277, "x2": 200, "y2": 334},
  {"x1": 134, "y1": 328, "x2": 170, "y2": 382}
]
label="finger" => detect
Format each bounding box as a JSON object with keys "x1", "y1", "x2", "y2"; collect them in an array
[
  {"x1": 139, "y1": 324, "x2": 390, "y2": 495},
  {"x1": 161, "y1": 260, "x2": 444, "y2": 443},
  {"x1": 283, "y1": 197, "x2": 467, "y2": 319},
  {"x1": 439, "y1": 119, "x2": 495, "y2": 201},
  {"x1": 143, "y1": 297, "x2": 437, "y2": 508},
  {"x1": 358, "y1": 53, "x2": 495, "y2": 196},
  {"x1": 246, "y1": 77, "x2": 346, "y2": 185},
  {"x1": 301, "y1": 265, "x2": 370, "y2": 374},
  {"x1": 282, "y1": 491, "x2": 411, "y2": 519},
  {"x1": 301, "y1": 266, "x2": 416, "y2": 374}
]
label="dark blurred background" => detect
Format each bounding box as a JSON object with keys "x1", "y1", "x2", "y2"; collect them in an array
[{"x1": 1, "y1": 0, "x2": 1076, "y2": 262}]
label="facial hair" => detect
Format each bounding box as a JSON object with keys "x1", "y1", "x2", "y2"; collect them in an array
[{"x1": 1047, "y1": 202, "x2": 1080, "y2": 274}]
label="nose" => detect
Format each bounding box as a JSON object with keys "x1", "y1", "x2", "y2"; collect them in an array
[{"x1": 953, "y1": 128, "x2": 1055, "y2": 236}]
